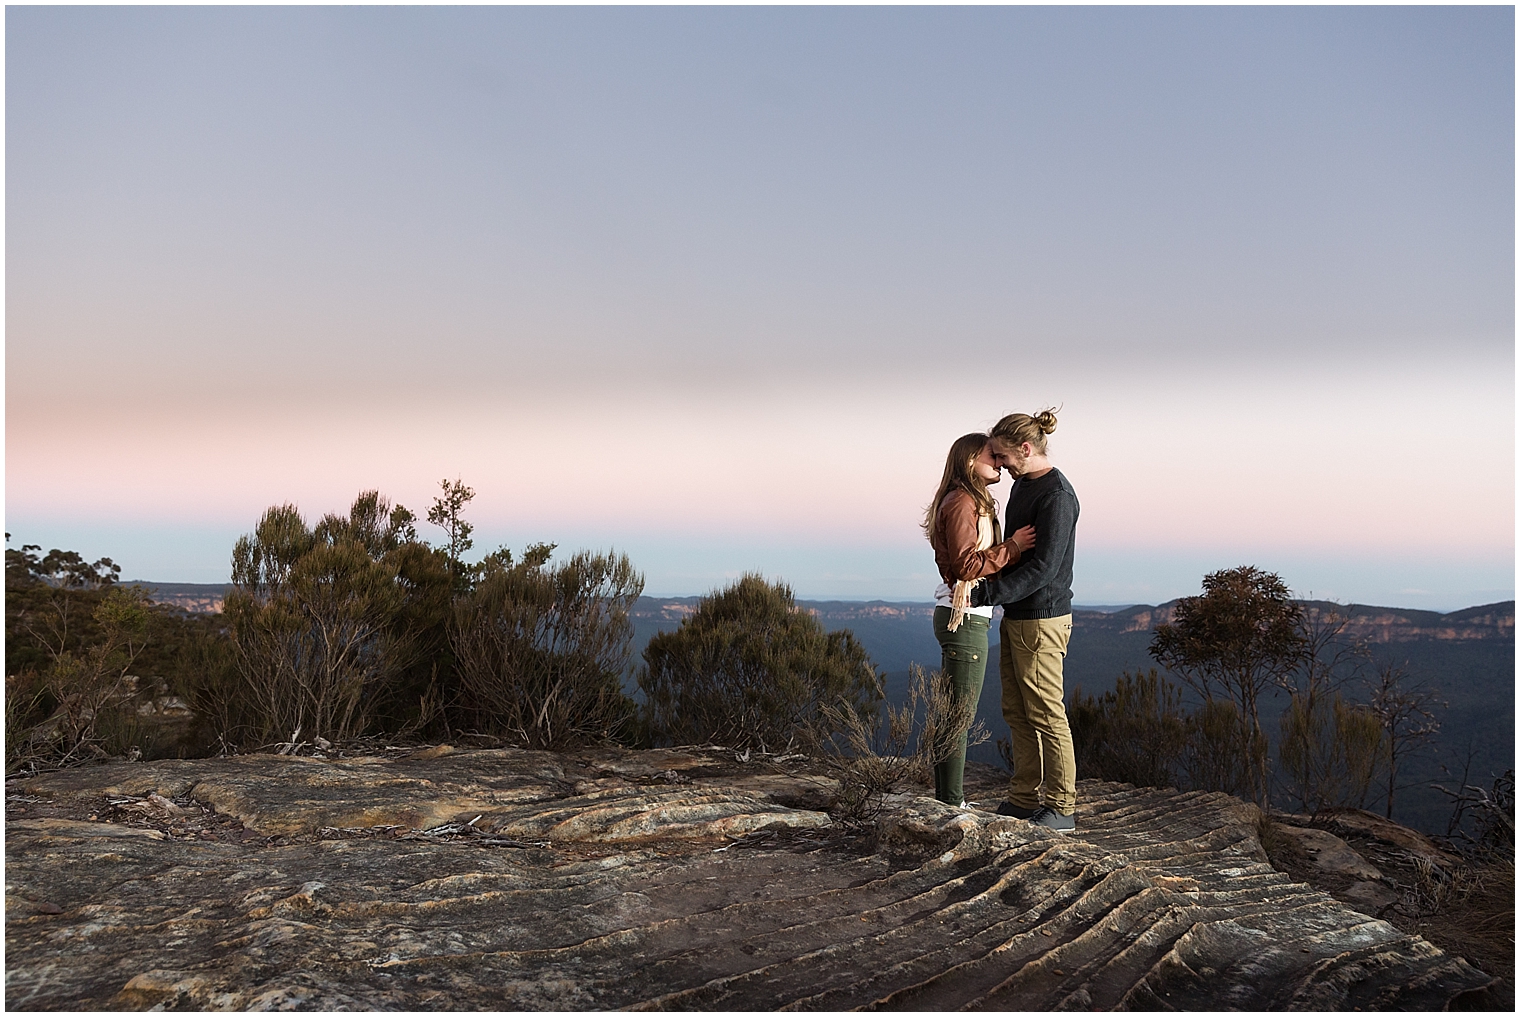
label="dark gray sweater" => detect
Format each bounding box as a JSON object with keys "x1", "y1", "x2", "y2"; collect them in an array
[{"x1": 975, "y1": 467, "x2": 1079, "y2": 619}]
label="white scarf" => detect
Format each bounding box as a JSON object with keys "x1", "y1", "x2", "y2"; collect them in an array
[{"x1": 946, "y1": 513, "x2": 994, "y2": 632}]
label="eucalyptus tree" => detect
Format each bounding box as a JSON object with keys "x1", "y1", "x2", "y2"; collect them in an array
[{"x1": 1150, "y1": 566, "x2": 1309, "y2": 806}]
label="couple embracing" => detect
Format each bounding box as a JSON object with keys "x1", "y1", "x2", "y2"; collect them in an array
[{"x1": 924, "y1": 409, "x2": 1080, "y2": 832}]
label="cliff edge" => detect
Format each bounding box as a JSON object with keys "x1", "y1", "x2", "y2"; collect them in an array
[{"x1": 6, "y1": 746, "x2": 1494, "y2": 1010}]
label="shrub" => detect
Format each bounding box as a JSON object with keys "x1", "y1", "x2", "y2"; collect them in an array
[
  {"x1": 452, "y1": 546, "x2": 642, "y2": 748},
  {"x1": 6, "y1": 586, "x2": 155, "y2": 768},
  {"x1": 816, "y1": 662, "x2": 987, "y2": 827},
  {"x1": 1278, "y1": 691, "x2": 1383, "y2": 814},
  {"x1": 222, "y1": 494, "x2": 448, "y2": 747},
  {"x1": 1068, "y1": 669, "x2": 1189, "y2": 789},
  {"x1": 1181, "y1": 699, "x2": 1262, "y2": 799},
  {"x1": 7, "y1": 538, "x2": 244, "y2": 767},
  {"x1": 639, "y1": 574, "x2": 880, "y2": 751},
  {"x1": 1064, "y1": 671, "x2": 1262, "y2": 799}
]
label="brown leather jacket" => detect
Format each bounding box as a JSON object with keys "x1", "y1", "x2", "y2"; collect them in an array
[{"x1": 931, "y1": 489, "x2": 1022, "y2": 585}]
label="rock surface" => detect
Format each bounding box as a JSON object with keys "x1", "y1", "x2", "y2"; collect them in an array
[
  {"x1": 1272, "y1": 825, "x2": 1385, "y2": 881},
  {"x1": 6, "y1": 747, "x2": 1494, "y2": 1010}
]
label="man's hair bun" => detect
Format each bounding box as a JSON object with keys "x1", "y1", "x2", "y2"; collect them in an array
[{"x1": 1035, "y1": 409, "x2": 1058, "y2": 434}]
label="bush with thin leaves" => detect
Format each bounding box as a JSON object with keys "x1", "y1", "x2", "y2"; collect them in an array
[
  {"x1": 1068, "y1": 669, "x2": 1189, "y2": 789},
  {"x1": 1180, "y1": 699, "x2": 1262, "y2": 799},
  {"x1": 453, "y1": 546, "x2": 643, "y2": 748},
  {"x1": 639, "y1": 574, "x2": 880, "y2": 751},
  {"x1": 222, "y1": 493, "x2": 445, "y2": 747},
  {"x1": 1278, "y1": 691, "x2": 1383, "y2": 814},
  {"x1": 815, "y1": 662, "x2": 987, "y2": 827},
  {"x1": 6, "y1": 586, "x2": 155, "y2": 769}
]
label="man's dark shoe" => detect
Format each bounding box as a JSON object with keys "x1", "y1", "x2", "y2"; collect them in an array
[
  {"x1": 1030, "y1": 806, "x2": 1076, "y2": 833},
  {"x1": 995, "y1": 802, "x2": 1038, "y2": 820}
]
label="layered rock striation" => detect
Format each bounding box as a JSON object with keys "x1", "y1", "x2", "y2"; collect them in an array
[{"x1": 6, "y1": 747, "x2": 1492, "y2": 1010}]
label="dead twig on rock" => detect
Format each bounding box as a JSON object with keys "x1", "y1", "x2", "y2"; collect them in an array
[{"x1": 396, "y1": 818, "x2": 546, "y2": 850}]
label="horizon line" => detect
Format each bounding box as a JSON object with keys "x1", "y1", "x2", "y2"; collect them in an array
[{"x1": 119, "y1": 579, "x2": 1514, "y2": 617}]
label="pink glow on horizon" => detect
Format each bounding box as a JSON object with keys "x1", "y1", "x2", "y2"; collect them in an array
[{"x1": 7, "y1": 365, "x2": 1512, "y2": 560}]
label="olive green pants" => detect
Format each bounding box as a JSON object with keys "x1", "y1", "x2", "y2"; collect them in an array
[
  {"x1": 1000, "y1": 614, "x2": 1076, "y2": 815},
  {"x1": 932, "y1": 606, "x2": 989, "y2": 805}
]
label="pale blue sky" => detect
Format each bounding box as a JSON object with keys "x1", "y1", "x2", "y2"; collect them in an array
[{"x1": 7, "y1": 6, "x2": 1514, "y2": 609}]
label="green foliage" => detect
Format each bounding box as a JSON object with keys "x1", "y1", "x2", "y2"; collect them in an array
[
  {"x1": 1069, "y1": 669, "x2": 1189, "y2": 789},
  {"x1": 640, "y1": 575, "x2": 881, "y2": 751},
  {"x1": 452, "y1": 546, "x2": 642, "y2": 748},
  {"x1": 6, "y1": 533, "x2": 228, "y2": 769},
  {"x1": 5, "y1": 586, "x2": 155, "y2": 769},
  {"x1": 1150, "y1": 565, "x2": 1308, "y2": 804},
  {"x1": 222, "y1": 493, "x2": 452, "y2": 747},
  {"x1": 6, "y1": 536, "x2": 123, "y2": 679},
  {"x1": 1278, "y1": 691, "x2": 1384, "y2": 814},
  {"x1": 5, "y1": 486, "x2": 646, "y2": 761},
  {"x1": 1067, "y1": 668, "x2": 1262, "y2": 798},
  {"x1": 6, "y1": 530, "x2": 252, "y2": 770},
  {"x1": 427, "y1": 478, "x2": 476, "y2": 595},
  {"x1": 1180, "y1": 699, "x2": 1262, "y2": 799}
]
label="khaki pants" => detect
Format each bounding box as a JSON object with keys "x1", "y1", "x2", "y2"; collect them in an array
[{"x1": 999, "y1": 614, "x2": 1076, "y2": 814}]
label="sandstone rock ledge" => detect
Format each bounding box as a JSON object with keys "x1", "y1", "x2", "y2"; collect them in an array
[{"x1": 5, "y1": 747, "x2": 1492, "y2": 1010}]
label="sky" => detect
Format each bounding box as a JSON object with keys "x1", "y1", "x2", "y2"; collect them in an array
[{"x1": 6, "y1": 6, "x2": 1515, "y2": 611}]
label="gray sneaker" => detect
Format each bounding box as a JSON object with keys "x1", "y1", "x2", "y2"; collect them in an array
[
  {"x1": 995, "y1": 801, "x2": 1039, "y2": 820},
  {"x1": 1030, "y1": 806, "x2": 1075, "y2": 833}
]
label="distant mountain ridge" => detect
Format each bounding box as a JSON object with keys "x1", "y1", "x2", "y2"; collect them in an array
[
  {"x1": 634, "y1": 596, "x2": 1516, "y2": 643},
  {"x1": 1071, "y1": 600, "x2": 1514, "y2": 643},
  {"x1": 123, "y1": 582, "x2": 230, "y2": 614},
  {"x1": 126, "y1": 581, "x2": 1515, "y2": 643}
]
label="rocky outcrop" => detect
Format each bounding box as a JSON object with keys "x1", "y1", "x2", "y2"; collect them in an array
[
  {"x1": 124, "y1": 581, "x2": 229, "y2": 614},
  {"x1": 6, "y1": 747, "x2": 1493, "y2": 1010}
]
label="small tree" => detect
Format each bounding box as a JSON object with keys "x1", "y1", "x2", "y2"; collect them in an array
[
  {"x1": 640, "y1": 574, "x2": 881, "y2": 751},
  {"x1": 427, "y1": 478, "x2": 476, "y2": 594},
  {"x1": 452, "y1": 546, "x2": 642, "y2": 748},
  {"x1": 1271, "y1": 601, "x2": 1383, "y2": 813},
  {"x1": 1149, "y1": 566, "x2": 1308, "y2": 805},
  {"x1": 1366, "y1": 661, "x2": 1444, "y2": 820}
]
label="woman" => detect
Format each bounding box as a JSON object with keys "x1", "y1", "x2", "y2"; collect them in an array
[{"x1": 923, "y1": 432, "x2": 1036, "y2": 807}]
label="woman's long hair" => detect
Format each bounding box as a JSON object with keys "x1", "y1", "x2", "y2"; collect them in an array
[{"x1": 922, "y1": 432, "x2": 998, "y2": 540}]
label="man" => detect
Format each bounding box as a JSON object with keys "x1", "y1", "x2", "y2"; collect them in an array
[{"x1": 975, "y1": 408, "x2": 1080, "y2": 833}]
